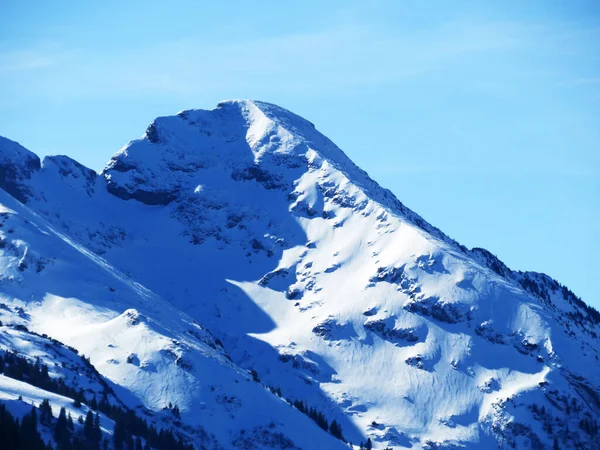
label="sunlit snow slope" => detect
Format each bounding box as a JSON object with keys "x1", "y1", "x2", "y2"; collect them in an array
[{"x1": 0, "y1": 100, "x2": 598, "y2": 449}]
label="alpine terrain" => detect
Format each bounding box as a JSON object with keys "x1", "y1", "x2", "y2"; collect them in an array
[{"x1": 0, "y1": 100, "x2": 598, "y2": 449}]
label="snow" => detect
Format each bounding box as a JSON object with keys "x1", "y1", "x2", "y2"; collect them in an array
[
  {"x1": 0, "y1": 99, "x2": 598, "y2": 449},
  {"x1": 0, "y1": 374, "x2": 115, "y2": 436},
  {"x1": 0, "y1": 186, "x2": 347, "y2": 449},
  {"x1": 0, "y1": 136, "x2": 40, "y2": 168}
]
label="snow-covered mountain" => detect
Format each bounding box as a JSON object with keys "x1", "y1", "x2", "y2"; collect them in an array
[{"x1": 0, "y1": 100, "x2": 598, "y2": 449}]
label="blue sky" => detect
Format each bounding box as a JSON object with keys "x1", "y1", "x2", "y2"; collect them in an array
[{"x1": 1, "y1": 1, "x2": 598, "y2": 306}]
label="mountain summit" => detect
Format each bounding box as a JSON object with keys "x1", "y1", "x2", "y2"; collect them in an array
[{"x1": 0, "y1": 100, "x2": 598, "y2": 449}]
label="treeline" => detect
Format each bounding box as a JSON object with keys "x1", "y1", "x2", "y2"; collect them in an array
[
  {"x1": 279, "y1": 388, "x2": 392, "y2": 449},
  {"x1": 0, "y1": 394, "x2": 191, "y2": 450},
  {"x1": 105, "y1": 402, "x2": 190, "y2": 450},
  {"x1": 518, "y1": 276, "x2": 600, "y2": 325},
  {"x1": 257, "y1": 377, "x2": 346, "y2": 444},
  {"x1": 45, "y1": 400, "x2": 103, "y2": 450},
  {"x1": 1, "y1": 397, "x2": 108, "y2": 450},
  {"x1": 531, "y1": 400, "x2": 599, "y2": 447},
  {"x1": 48, "y1": 396, "x2": 190, "y2": 450},
  {"x1": 0, "y1": 349, "x2": 192, "y2": 450},
  {"x1": 579, "y1": 417, "x2": 599, "y2": 438},
  {"x1": 0, "y1": 351, "x2": 86, "y2": 404},
  {"x1": 0, "y1": 403, "x2": 52, "y2": 450},
  {"x1": 291, "y1": 399, "x2": 344, "y2": 441}
]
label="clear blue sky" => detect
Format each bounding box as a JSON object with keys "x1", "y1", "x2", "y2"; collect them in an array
[{"x1": 1, "y1": 1, "x2": 598, "y2": 306}]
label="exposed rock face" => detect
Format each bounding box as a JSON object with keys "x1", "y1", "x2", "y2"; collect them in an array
[
  {"x1": 0, "y1": 100, "x2": 598, "y2": 449},
  {"x1": 0, "y1": 136, "x2": 40, "y2": 202}
]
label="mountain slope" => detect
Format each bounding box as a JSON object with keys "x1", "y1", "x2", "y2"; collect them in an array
[
  {"x1": 0, "y1": 100, "x2": 598, "y2": 449},
  {"x1": 0, "y1": 185, "x2": 347, "y2": 449}
]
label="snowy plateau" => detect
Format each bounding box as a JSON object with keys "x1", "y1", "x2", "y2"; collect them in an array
[{"x1": 0, "y1": 100, "x2": 598, "y2": 450}]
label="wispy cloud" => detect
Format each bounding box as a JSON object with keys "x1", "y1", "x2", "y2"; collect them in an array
[
  {"x1": 0, "y1": 49, "x2": 57, "y2": 73},
  {"x1": 0, "y1": 20, "x2": 540, "y2": 101},
  {"x1": 572, "y1": 77, "x2": 600, "y2": 85}
]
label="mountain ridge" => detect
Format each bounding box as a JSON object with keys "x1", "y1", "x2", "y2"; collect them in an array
[
  {"x1": 0, "y1": 100, "x2": 598, "y2": 449},
  {"x1": 0, "y1": 99, "x2": 592, "y2": 313}
]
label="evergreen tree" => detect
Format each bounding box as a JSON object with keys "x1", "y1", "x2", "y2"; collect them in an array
[
  {"x1": 329, "y1": 419, "x2": 344, "y2": 441},
  {"x1": 39, "y1": 398, "x2": 53, "y2": 426},
  {"x1": 0, "y1": 351, "x2": 196, "y2": 450},
  {"x1": 113, "y1": 417, "x2": 126, "y2": 450},
  {"x1": 99, "y1": 395, "x2": 110, "y2": 413},
  {"x1": 84, "y1": 409, "x2": 95, "y2": 441},
  {"x1": 93, "y1": 412, "x2": 102, "y2": 444},
  {"x1": 0, "y1": 404, "x2": 19, "y2": 449},
  {"x1": 172, "y1": 404, "x2": 181, "y2": 419},
  {"x1": 22, "y1": 406, "x2": 38, "y2": 435},
  {"x1": 54, "y1": 406, "x2": 70, "y2": 448},
  {"x1": 18, "y1": 406, "x2": 47, "y2": 450},
  {"x1": 365, "y1": 437, "x2": 373, "y2": 450},
  {"x1": 72, "y1": 436, "x2": 86, "y2": 450}
]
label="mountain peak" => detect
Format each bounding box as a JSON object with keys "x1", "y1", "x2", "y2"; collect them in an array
[
  {"x1": 102, "y1": 100, "x2": 351, "y2": 205},
  {"x1": 1, "y1": 103, "x2": 598, "y2": 450},
  {"x1": 102, "y1": 101, "x2": 438, "y2": 237}
]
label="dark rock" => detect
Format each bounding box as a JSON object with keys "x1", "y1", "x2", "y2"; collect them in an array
[
  {"x1": 105, "y1": 179, "x2": 177, "y2": 205},
  {"x1": 0, "y1": 137, "x2": 41, "y2": 203},
  {"x1": 364, "y1": 319, "x2": 420, "y2": 344},
  {"x1": 231, "y1": 165, "x2": 287, "y2": 190}
]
